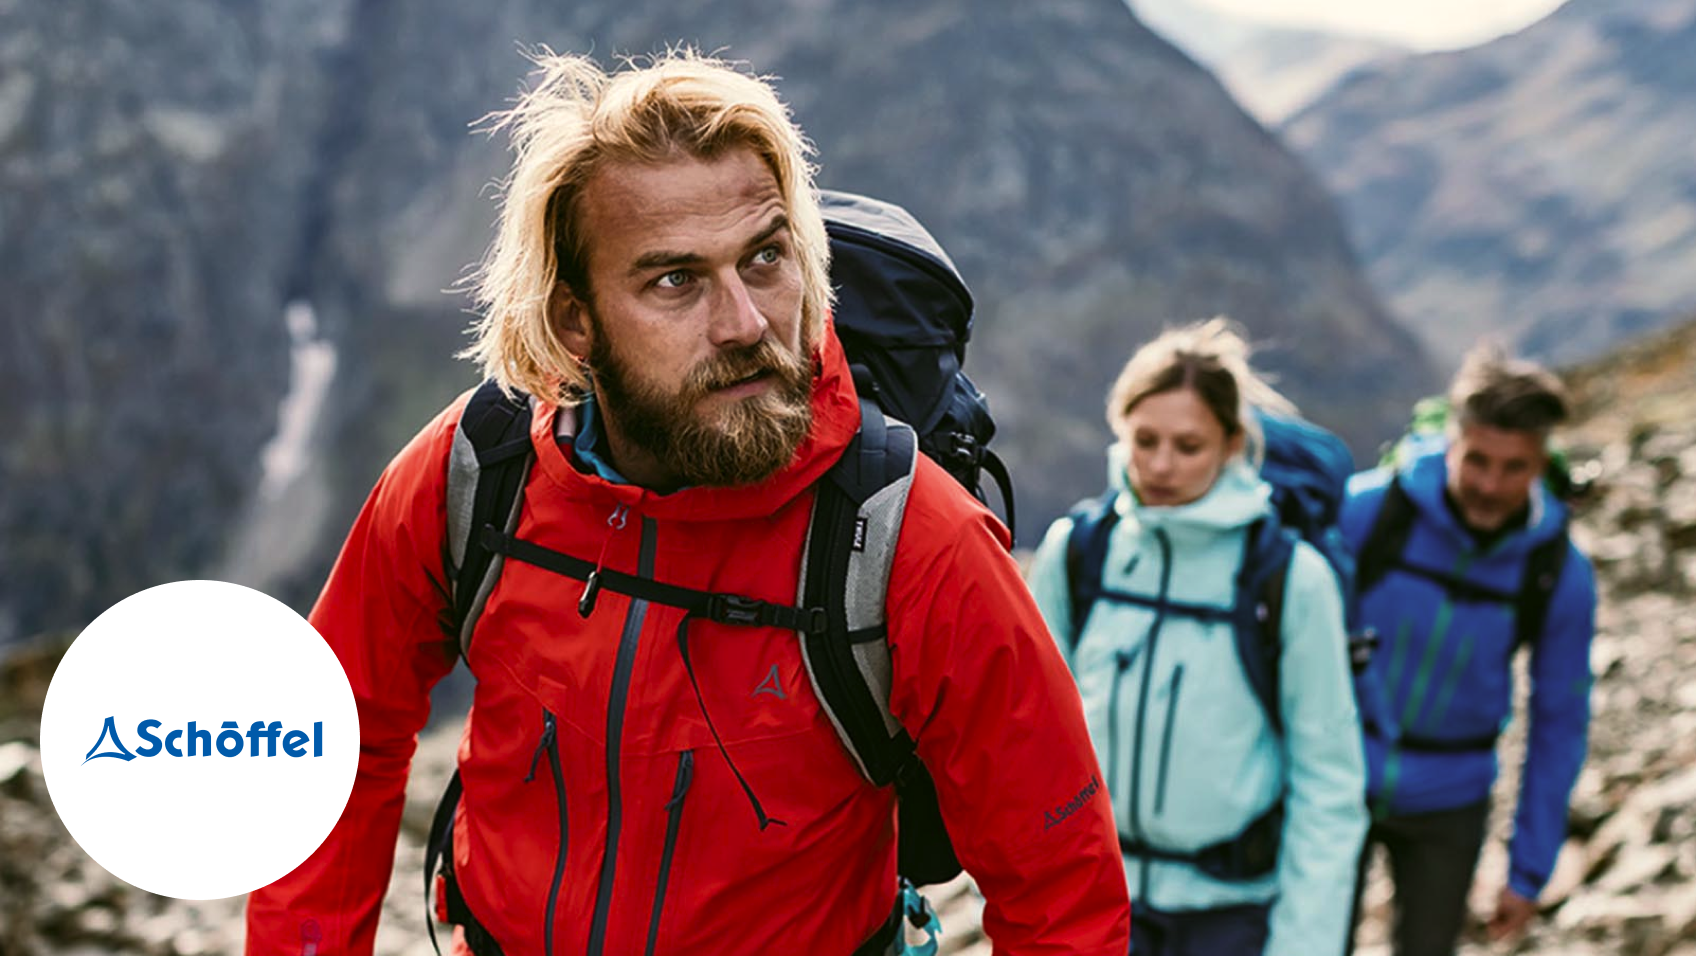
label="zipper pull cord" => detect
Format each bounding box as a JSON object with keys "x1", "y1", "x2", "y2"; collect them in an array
[
  {"x1": 525, "y1": 712, "x2": 557, "y2": 783},
  {"x1": 674, "y1": 613, "x2": 787, "y2": 831},
  {"x1": 579, "y1": 504, "x2": 630, "y2": 618}
]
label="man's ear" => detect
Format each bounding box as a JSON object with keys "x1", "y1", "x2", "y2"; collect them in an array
[{"x1": 549, "y1": 282, "x2": 592, "y2": 361}]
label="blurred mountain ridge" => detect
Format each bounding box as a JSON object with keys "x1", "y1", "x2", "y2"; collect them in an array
[
  {"x1": 0, "y1": 0, "x2": 1433, "y2": 647},
  {"x1": 1284, "y1": 0, "x2": 1696, "y2": 369}
]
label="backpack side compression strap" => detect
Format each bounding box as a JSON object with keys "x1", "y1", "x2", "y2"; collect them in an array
[{"x1": 445, "y1": 379, "x2": 536, "y2": 656}]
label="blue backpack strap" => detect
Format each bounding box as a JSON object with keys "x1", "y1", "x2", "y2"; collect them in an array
[
  {"x1": 1353, "y1": 475, "x2": 1417, "y2": 598},
  {"x1": 1232, "y1": 517, "x2": 1297, "y2": 737},
  {"x1": 1063, "y1": 490, "x2": 1120, "y2": 651}
]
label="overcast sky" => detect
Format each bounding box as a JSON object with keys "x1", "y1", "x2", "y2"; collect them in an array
[{"x1": 1198, "y1": 0, "x2": 1567, "y2": 48}]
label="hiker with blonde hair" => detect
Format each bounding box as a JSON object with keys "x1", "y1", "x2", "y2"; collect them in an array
[
  {"x1": 1029, "y1": 319, "x2": 1367, "y2": 956},
  {"x1": 245, "y1": 49, "x2": 1129, "y2": 956}
]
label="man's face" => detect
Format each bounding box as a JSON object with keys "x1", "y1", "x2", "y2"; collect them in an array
[
  {"x1": 1445, "y1": 423, "x2": 1546, "y2": 532},
  {"x1": 555, "y1": 148, "x2": 813, "y2": 488}
]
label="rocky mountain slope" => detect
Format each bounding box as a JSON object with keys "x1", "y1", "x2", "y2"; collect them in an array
[
  {"x1": 1283, "y1": 0, "x2": 1696, "y2": 369},
  {"x1": 3, "y1": 318, "x2": 1693, "y2": 955},
  {"x1": 0, "y1": 0, "x2": 350, "y2": 648},
  {"x1": 2, "y1": 0, "x2": 1433, "y2": 643}
]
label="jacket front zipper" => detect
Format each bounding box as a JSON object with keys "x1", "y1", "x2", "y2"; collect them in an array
[
  {"x1": 1154, "y1": 665, "x2": 1184, "y2": 816},
  {"x1": 644, "y1": 751, "x2": 695, "y2": 956},
  {"x1": 525, "y1": 709, "x2": 567, "y2": 956},
  {"x1": 586, "y1": 515, "x2": 656, "y2": 956},
  {"x1": 1127, "y1": 529, "x2": 1175, "y2": 897}
]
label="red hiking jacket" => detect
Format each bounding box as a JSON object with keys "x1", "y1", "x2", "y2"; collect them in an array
[{"x1": 245, "y1": 327, "x2": 1129, "y2": 955}]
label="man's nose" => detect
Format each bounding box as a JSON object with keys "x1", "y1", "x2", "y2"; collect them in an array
[{"x1": 708, "y1": 272, "x2": 768, "y2": 348}]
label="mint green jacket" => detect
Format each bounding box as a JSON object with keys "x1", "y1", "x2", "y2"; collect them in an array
[{"x1": 1028, "y1": 453, "x2": 1367, "y2": 956}]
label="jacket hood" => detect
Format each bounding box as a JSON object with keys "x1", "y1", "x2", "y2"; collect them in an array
[
  {"x1": 1398, "y1": 443, "x2": 1570, "y2": 554},
  {"x1": 1107, "y1": 443, "x2": 1272, "y2": 536},
  {"x1": 527, "y1": 321, "x2": 861, "y2": 522}
]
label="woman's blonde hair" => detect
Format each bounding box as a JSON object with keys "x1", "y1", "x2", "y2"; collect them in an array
[
  {"x1": 1106, "y1": 317, "x2": 1296, "y2": 463},
  {"x1": 461, "y1": 48, "x2": 833, "y2": 403}
]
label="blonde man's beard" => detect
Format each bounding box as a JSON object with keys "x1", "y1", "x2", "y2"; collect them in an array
[{"x1": 590, "y1": 328, "x2": 815, "y2": 489}]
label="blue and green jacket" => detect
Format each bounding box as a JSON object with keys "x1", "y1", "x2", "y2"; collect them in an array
[
  {"x1": 1341, "y1": 445, "x2": 1596, "y2": 900},
  {"x1": 1029, "y1": 452, "x2": 1367, "y2": 956}
]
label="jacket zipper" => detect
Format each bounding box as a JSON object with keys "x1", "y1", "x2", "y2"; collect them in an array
[
  {"x1": 1127, "y1": 529, "x2": 1174, "y2": 896},
  {"x1": 586, "y1": 515, "x2": 656, "y2": 956},
  {"x1": 643, "y1": 751, "x2": 695, "y2": 956},
  {"x1": 1154, "y1": 664, "x2": 1184, "y2": 816},
  {"x1": 525, "y1": 709, "x2": 566, "y2": 956}
]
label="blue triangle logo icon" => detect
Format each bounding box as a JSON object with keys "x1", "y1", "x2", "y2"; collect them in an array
[
  {"x1": 751, "y1": 664, "x2": 787, "y2": 700},
  {"x1": 83, "y1": 715, "x2": 136, "y2": 763}
]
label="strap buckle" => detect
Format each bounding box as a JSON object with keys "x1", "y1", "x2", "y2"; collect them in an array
[{"x1": 708, "y1": 594, "x2": 766, "y2": 627}]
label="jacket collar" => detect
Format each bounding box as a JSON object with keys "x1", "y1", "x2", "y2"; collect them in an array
[{"x1": 1107, "y1": 445, "x2": 1272, "y2": 539}]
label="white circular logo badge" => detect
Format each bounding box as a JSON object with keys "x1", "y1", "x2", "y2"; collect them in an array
[{"x1": 40, "y1": 580, "x2": 359, "y2": 900}]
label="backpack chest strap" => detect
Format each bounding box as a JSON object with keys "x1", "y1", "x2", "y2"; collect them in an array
[
  {"x1": 1090, "y1": 588, "x2": 1236, "y2": 624},
  {"x1": 480, "y1": 525, "x2": 829, "y2": 635}
]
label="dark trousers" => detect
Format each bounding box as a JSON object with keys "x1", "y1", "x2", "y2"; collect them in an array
[
  {"x1": 1131, "y1": 901, "x2": 1271, "y2": 956},
  {"x1": 1348, "y1": 799, "x2": 1491, "y2": 956}
]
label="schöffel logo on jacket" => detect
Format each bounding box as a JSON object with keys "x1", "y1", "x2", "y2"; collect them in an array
[
  {"x1": 82, "y1": 715, "x2": 326, "y2": 764},
  {"x1": 1044, "y1": 775, "x2": 1102, "y2": 830}
]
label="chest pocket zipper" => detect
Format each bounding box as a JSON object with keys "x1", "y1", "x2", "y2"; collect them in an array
[
  {"x1": 525, "y1": 709, "x2": 567, "y2": 956},
  {"x1": 1154, "y1": 665, "x2": 1185, "y2": 816},
  {"x1": 644, "y1": 751, "x2": 695, "y2": 956}
]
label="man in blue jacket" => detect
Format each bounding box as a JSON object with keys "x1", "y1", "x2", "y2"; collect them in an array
[{"x1": 1340, "y1": 345, "x2": 1596, "y2": 956}]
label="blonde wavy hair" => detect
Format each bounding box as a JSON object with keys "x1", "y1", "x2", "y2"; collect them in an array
[
  {"x1": 461, "y1": 48, "x2": 833, "y2": 403},
  {"x1": 1106, "y1": 317, "x2": 1296, "y2": 464}
]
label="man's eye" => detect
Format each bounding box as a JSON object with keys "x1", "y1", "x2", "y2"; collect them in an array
[
  {"x1": 752, "y1": 245, "x2": 781, "y2": 266},
  {"x1": 1177, "y1": 442, "x2": 1202, "y2": 455},
  {"x1": 656, "y1": 270, "x2": 691, "y2": 290}
]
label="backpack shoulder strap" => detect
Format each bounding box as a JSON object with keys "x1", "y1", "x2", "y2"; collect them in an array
[
  {"x1": 1063, "y1": 491, "x2": 1120, "y2": 651},
  {"x1": 1354, "y1": 474, "x2": 1417, "y2": 598},
  {"x1": 1516, "y1": 527, "x2": 1571, "y2": 650},
  {"x1": 445, "y1": 379, "x2": 536, "y2": 657},
  {"x1": 1234, "y1": 518, "x2": 1297, "y2": 737},
  {"x1": 802, "y1": 397, "x2": 967, "y2": 886},
  {"x1": 798, "y1": 397, "x2": 920, "y2": 787}
]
